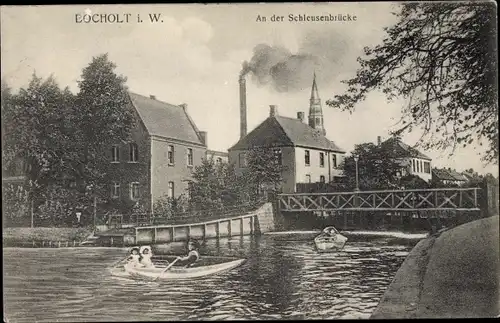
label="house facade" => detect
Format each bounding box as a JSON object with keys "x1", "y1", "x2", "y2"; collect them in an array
[
  {"x1": 228, "y1": 74, "x2": 345, "y2": 193},
  {"x1": 378, "y1": 136, "x2": 433, "y2": 182},
  {"x1": 107, "y1": 92, "x2": 207, "y2": 212},
  {"x1": 432, "y1": 167, "x2": 468, "y2": 186},
  {"x1": 206, "y1": 150, "x2": 229, "y2": 164}
]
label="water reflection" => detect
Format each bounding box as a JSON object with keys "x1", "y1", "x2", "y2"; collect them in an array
[{"x1": 4, "y1": 233, "x2": 419, "y2": 321}]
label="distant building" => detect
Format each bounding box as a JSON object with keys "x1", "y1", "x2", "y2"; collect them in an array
[
  {"x1": 206, "y1": 150, "x2": 229, "y2": 164},
  {"x1": 432, "y1": 167, "x2": 468, "y2": 186},
  {"x1": 378, "y1": 136, "x2": 433, "y2": 182},
  {"x1": 228, "y1": 74, "x2": 346, "y2": 193},
  {"x1": 107, "y1": 92, "x2": 207, "y2": 212}
]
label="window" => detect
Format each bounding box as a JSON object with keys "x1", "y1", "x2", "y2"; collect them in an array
[
  {"x1": 239, "y1": 152, "x2": 247, "y2": 168},
  {"x1": 130, "y1": 182, "x2": 140, "y2": 200},
  {"x1": 305, "y1": 174, "x2": 311, "y2": 183},
  {"x1": 111, "y1": 182, "x2": 120, "y2": 198},
  {"x1": 129, "y1": 143, "x2": 138, "y2": 162},
  {"x1": 168, "y1": 145, "x2": 175, "y2": 165},
  {"x1": 305, "y1": 150, "x2": 310, "y2": 166},
  {"x1": 168, "y1": 181, "x2": 174, "y2": 198},
  {"x1": 274, "y1": 149, "x2": 282, "y2": 166},
  {"x1": 416, "y1": 160, "x2": 420, "y2": 173},
  {"x1": 332, "y1": 154, "x2": 337, "y2": 168},
  {"x1": 319, "y1": 175, "x2": 325, "y2": 183},
  {"x1": 412, "y1": 159, "x2": 416, "y2": 172},
  {"x1": 424, "y1": 161, "x2": 431, "y2": 174},
  {"x1": 319, "y1": 152, "x2": 325, "y2": 167},
  {"x1": 111, "y1": 145, "x2": 120, "y2": 163},
  {"x1": 187, "y1": 148, "x2": 193, "y2": 166},
  {"x1": 420, "y1": 160, "x2": 423, "y2": 173},
  {"x1": 216, "y1": 157, "x2": 223, "y2": 164}
]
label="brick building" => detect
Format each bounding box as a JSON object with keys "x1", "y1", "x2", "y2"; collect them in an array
[{"x1": 107, "y1": 92, "x2": 207, "y2": 212}]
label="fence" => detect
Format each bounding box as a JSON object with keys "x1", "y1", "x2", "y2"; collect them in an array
[{"x1": 131, "y1": 200, "x2": 268, "y2": 227}]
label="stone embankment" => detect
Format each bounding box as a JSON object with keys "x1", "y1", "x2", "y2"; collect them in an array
[{"x1": 371, "y1": 215, "x2": 499, "y2": 319}]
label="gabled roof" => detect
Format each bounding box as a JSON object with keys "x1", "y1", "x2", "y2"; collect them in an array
[
  {"x1": 432, "y1": 168, "x2": 467, "y2": 181},
  {"x1": 380, "y1": 137, "x2": 431, "y2": 160},
  {"x1": 128, "y1": 92, "x2": 205, "y2": 146},
  {"x1": 229, "y1": 115, "x2": 345, "y2": 152}
]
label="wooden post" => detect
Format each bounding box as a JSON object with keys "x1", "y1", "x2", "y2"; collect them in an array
[
  {"x1": 228, "y1": 220, "x2": 232, "y2": 237},
  {"x1": 240, "y1": 217, "x2": 244, "y2": 236},
  {"x1": 187, "y1": 226, "x2": 191, "y2": 240},
  {"x1": 172, "y1": 227, "x2": 176, "y2": 242},
  {"x1": 203, "y1": 224, "x2": 207, "y2": 240},
  {"x1": 216, "y1": 221, "x2": 220, "y2": 238},
  {"x1": 153, "y1": 228, "x2": 157, "y2": 244},
  {"x1": 93, "y1": 196, "x2": 97, "y2": 229},
  {"x1": 30, "y1": 199, "x2": 34, "y2": 228}
]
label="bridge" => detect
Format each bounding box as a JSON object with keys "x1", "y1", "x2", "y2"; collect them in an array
[{"x1": 278, "y1": 187, "x2": 481, "y2": 212}]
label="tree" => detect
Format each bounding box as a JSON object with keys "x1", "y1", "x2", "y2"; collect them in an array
[
  {"x1": 2, "y1": 75, "x2": 74, "y2": 198},
  {"x1": 327, "y1": 2, "x2": 498, "y2": 164},
  {"x1": 244, "y1": 146, "x2": 285, "y2": 196},
  {"x1": 339, "y1": 142, "x2": 405, "y2": 190},
  {"x1": 71, "y1": 53, "x2": 135, "y2": 200}
]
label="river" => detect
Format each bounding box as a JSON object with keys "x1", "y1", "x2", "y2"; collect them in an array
[{"x1": 3, "y1": 232, "x2": 422, "y2": 321}]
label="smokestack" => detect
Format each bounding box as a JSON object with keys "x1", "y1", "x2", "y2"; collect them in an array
[
  {"x1": 239, "y1": 75, "x2": 247, "y2": 139},
  {"x1": 297, "y1": 112, "x2": 305, "y2": 122},
  {"x1": 269, "y1": 105, "x2": 278, "y2": 117},
  {"x1": 150, "y1": 95, "x2": 156, "y2": 100},
  {"x1": 377, "y1": 136, "x2": 382, "y2": 146}
]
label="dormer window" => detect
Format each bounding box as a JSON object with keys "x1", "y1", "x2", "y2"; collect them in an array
[{"x1": 129, "y1": 143, "x2": 138, "y2": 162}]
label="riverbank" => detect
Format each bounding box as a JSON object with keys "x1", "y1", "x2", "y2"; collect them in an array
[
  {"x1": 3, "y1": 227, "x2": 93, "y2": 247},
  {"x1": 371, "y1": 215, "x2": 499, "y2": 319}
]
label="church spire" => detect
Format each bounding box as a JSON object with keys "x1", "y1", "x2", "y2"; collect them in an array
[{"x1": 308, "y1": 72, "x2": 326, "y2": 136}]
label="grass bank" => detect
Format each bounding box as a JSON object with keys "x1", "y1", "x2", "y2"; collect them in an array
[{"x1": 3, "y1": 227, "x2": 93, "y2": 244}]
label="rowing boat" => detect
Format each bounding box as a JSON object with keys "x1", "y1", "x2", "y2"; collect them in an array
[
  {"x1": 314, "y1": 226, "x2": 348, "y2": 253},
  {"x1": 123, "y1": 258, "x2": 246, "y2": 280}
]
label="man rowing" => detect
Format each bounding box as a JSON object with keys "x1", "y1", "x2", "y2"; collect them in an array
[{"x1": 175, "y1": 240, "x2": 200, "y2": 267}]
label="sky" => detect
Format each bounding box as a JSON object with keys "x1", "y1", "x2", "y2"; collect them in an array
[{"x1": 1, "y1": 3, "x2": 498, "y2": 176}]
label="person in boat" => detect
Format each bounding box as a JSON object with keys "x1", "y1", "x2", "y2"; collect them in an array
[
  {"x1": 323, "y1": 227, "x2": 338, "y2": 237},
  {"x1": 139, "y1": 246, "x2": 155, "y2": 268},
  {"x1": 176, "y1": 240, "x2": 200, "y2": 267},
  {"x1": 126, "y1": 247, "x2": 143, "y2": 268}
]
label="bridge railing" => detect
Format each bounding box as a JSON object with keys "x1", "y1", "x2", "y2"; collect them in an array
[{"x1": 278, "y1": 187, "x2": 481, "y2": 212}]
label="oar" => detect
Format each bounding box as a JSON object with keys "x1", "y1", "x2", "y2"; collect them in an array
[
  {"x1": 153, "y1": 257, "x2": 180, "y2": 281},
  {"x1": 111, "y1": 255, "x2": 130, "y2": 268}
]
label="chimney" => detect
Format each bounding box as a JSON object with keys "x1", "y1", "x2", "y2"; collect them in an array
[
  {"x1": 297, "y1": 111, "x2": 305, "y2": 122},
  {"x1": 179, "y1": 103, "x2": 187, "y2": 111},
  {"x1": 198, "y1": 131, "x2": 207, "y2": 146},
  {"x1": 377, "y1": 136, "x2": 382, "y2": 146},
  {"x1": 150, "y1": 95, "x2": 156, "y2": 100},
  {"x1": 239, "y1": 75, "x2": 247, "y2": 139},
  {"x1": 269, "y1": 105, "x2": 278, "y2": 117}
]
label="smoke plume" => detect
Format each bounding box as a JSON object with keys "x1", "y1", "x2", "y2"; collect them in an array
[{"x1": 240, "y1": 30, "x2": 348, "y2": 92}]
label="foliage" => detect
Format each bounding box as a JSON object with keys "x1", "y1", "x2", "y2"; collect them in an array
[
  {"x1": 244, "y1": 146, "x2": 285, "y2": 195},
  {"x1": 398, "y1": 174, "x2": 430, "y2": 189},
  {"x1": 189, "y1": 158, "x2": 234, "y2": 210},
  {"x1": 327, "y1": 2, "x2": 498, "y2": 164},
  {"x1": 71, "y1": 53, "x2": 135, "y2": 199},
  {"x1": 2, "y1": 54, "x2": 136, "y2": 226},
  {"x1": 153, "y1": 194, "x2": 189, "y2": 218},
  {"x1": 2, "y1": 75, "x2": 74, "y2": 197},
  {"x1": 2, "y1": 183, "x2": 30, "y2": 226},
  {"x1": 339, "y1": 142, "x2": 405, "y2": 190}
]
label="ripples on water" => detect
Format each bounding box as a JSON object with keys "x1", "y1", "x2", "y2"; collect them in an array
[{"x1": 3, "y1": 233, "x2": 420, "y2": 321}]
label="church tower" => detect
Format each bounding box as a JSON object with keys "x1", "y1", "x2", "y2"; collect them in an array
[{"x1": 308, "y1": 72, "x2": 326, "y2": 136}]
